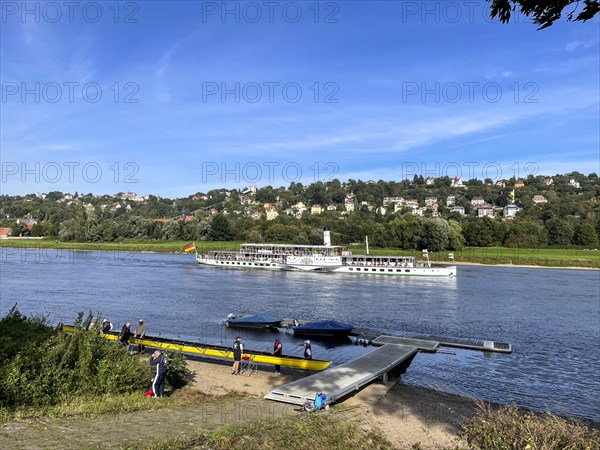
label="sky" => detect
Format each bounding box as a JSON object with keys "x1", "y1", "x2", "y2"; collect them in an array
[{"x1": 1, "y1": 1, "x2": 599, "y2": 198}]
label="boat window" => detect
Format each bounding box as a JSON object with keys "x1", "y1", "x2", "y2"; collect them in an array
[
  {"x1": 380, "y1": 269, "x2": 384, "y2": 272},
  {"x1": 349, "y1": 268, "x2": 353, "y2": 271},
  {"x1": 388, "y1": 269, "x2": 393, "y2": 272},
  {"x1": 356, "y1": 268, "x2": 361, "y2": 271},
  {"x1": 372, "y1": 268, "x2": 376, "y2": 272},
  {"x1": 405, "y1": 269, "x2": 410, "y2": 272}
]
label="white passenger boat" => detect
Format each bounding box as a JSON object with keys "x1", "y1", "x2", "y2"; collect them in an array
[{"x1": 196, "y1": 231, "x2": 456, "y2": 277}]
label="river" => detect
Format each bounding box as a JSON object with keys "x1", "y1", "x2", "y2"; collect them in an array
[{"x1": 1, "y1": 248, "x2": 598, "y2": 421}]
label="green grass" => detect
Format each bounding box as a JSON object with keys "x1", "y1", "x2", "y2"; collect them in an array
[
  {"x1": 125, "y1": 412, "x2": 394, "y2": 450},
  {"x1": 460, "y1": 401, "x2": 600, "y2": 450},
  {"x1": 0, "y1": 238, "x2": 242, "y2": 254}
]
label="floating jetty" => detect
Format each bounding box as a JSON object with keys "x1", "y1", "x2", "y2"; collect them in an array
[
  {"x1": 371, "y1": 334, "x2": 512, "y2": 353},
  {"x1": 265, "y1": 334, "x2": 512, "y2": 406},
  {"x1": 265, "y1": 343, "x2": 421, "y2": 405}
]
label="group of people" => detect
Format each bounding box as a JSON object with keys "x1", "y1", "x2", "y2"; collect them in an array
[
  {"x1": 114, "y1": 320, "x2": 147, "y2": 352},
  {"x1": 230, "y1": 336, "x2": 312, "y2": 376}
]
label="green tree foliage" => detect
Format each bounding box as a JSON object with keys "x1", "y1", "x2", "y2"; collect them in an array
[
  {"x1": 504, "y1": 219, "x2": 548, "y2": 248},
  {"x1": 573, "y1": 222, "x2": 599, "y2": 245},
  {"x1": 0, "y1": 311, "x2": 151, "y2": 407},
  {"x1": 209, "y1": 214, "x2": 234, "y2": 241},
  {"x1": 419, "y1": 218, "x2": 451, "y2": 251},
  {"x1": 546, "y1": 218, "x2": 575, "y2": 246}
]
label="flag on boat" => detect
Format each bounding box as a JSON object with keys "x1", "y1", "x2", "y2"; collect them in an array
[{"x1": 183, "y1": 242, "x2": 196, "y2": 253}]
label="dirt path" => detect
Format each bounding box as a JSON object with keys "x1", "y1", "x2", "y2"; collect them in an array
[{"x1": 0, "y1": 397, "x2": 300, "y2": 450}]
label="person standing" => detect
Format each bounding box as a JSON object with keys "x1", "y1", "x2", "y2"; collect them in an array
[
  {"x1": 272, "y1": 337, "x2": 283, "y2": 374},
  {"x1": 119, "y1": 322, "x2": 133, "y2": 346},
  {"x1": 134, "y1": 319, "x2": 147, "y2": 353},
  {"x1": 231, "y1": 336, "x2": 243, "y2": 375},
  {"x1": 101, "y1": 320, "x2": 113, "y2": 334},
  {"x1": 296, "y1": 340, "x2": 312, "y2": 375},
  {"x1": 149, "y1": 350, "x2": 167, "y2": 398}
]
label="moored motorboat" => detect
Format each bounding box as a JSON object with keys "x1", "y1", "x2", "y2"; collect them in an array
[
  {"x1": 225, "y1": 312, "x2": 283, "y2": 330},
  {"x1": 292, "y1": 320, "x2": 354, "y2": 339}
]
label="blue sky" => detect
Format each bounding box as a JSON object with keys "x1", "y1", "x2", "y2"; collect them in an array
[{"x1": 1, "y1": 1, "x2": 599, "y2": 198}]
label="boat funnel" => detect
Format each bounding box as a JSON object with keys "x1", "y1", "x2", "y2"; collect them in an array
[{"x1": 323, "y1": 229, "x2": 331, "y2": 246}]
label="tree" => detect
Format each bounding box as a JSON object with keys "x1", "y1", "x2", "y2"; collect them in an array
[
  {"x1": 504, "y1": 219, "x2": 548, "y2": 248},
  {"x1": 546, "y1": 218, "x2": 574, "y2": 246},
  {"x1": 209, "y1": 214, "x2": 234, "y2": 241},
  {"x1": 419, "y1": 218, "x2": 451, "y2": 251},
  {"x1": 573, "y1": 222, "x2": 599, "y2": 246},
  {"x1": 448, "y1": 220, "x2": 465, "y2": 250},
  {"x1": 488, "y1": 0, "x2": 599, "y2": 29}
]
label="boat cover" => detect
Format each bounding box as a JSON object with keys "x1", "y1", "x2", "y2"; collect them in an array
[
  {"x1": 293, "y1": 320, "x2": 354, "y2": 331},
  {"x1": 228, "y1": 312, "x2": 283, "y2": 324}
]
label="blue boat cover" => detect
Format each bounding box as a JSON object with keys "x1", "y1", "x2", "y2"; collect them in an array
[
  {"x1": 228, "y1": 312, "x2": 283, "y2": 324},
  {"x1": 293, "y1": 320, "x2": 353, "y2": 331}
]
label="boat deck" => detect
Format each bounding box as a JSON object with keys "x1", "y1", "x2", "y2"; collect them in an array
[{"x1": 264, "y1": 344, "x2": 418, "y2": 406}]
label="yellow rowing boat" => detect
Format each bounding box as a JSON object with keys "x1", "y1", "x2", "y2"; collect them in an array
[{"x1": 60, "y1": 325, "x2": 331, "y2": 371}]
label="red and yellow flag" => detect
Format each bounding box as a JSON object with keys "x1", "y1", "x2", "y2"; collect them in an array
[{"x1": 183, "y1": 242, "x2": 196, "y2": 253}]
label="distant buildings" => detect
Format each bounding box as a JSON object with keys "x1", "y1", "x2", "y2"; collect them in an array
[
  {"x1": 477, "y1": 203, "x2": 494, "y2": 218},
  {"x1": 503, "y1": 204, "x2": 519, "y2": 218},
  {"x1": 451, "y1": 177, "x2": 465, "y2": 188},
  {"x1": 0, "y1": 227, "x2": 12, "y2": 238},
  {"x1": 310, "y1": 204, "x2": 323, "y2": 215},
  {"x1": 471, "y1": 196, "x2": 485, "y2": 206},
  {"x1": 532, "y1": 195, "x2": 547, "y2": 204}
]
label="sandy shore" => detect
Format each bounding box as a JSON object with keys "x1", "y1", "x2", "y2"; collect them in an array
[{"x1": 185, "y1": 358, "x2": 477, "y2": 449}]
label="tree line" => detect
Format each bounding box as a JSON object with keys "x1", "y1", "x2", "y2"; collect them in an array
[{"x1": 1, "y1": 172, "x2": 598, "y2": 250}]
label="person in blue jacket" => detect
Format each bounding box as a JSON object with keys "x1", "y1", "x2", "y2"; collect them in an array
[{"x1": 150, "y1": 350, "x2": 167, "y2": 398}]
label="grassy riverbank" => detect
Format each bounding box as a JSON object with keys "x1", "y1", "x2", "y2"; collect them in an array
[{"x1": 2, "y1": 238, "x2": 598, "y2": 268}]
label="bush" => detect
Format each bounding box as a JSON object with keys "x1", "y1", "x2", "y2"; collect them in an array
[
  {"x1": 164, "y1": 350, "x2": 191, "y2": 390},
  {"x1": 460, "y1": 401, "x2": 600, "y2": 450},
  {"x1": 0, "y1": 305, "x2": 55, "y2": 360},
  {"x1": 0, "y1": 311, "x2": 151, "y2": 408}
]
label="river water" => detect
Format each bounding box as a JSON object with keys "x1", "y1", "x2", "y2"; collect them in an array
[{"x1": 1, "y1": 249, "x2": 598, "y2": 421}]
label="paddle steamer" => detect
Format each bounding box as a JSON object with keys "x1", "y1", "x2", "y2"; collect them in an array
[{"x1": 196, "y1": 230, "x2": 456, "y2": 277}]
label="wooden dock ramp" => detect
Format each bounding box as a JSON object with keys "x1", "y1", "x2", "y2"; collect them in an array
[{"x1": 264, "y1": 344, "x2": 418, "y2": 406}]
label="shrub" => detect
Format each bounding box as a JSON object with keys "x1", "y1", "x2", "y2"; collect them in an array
[
  {"x1": 460, "y1": 401, "x2": 600, "y2": 450},
  {"x1": 163, "y1": 350, "x2": 191, "y2": 390},
  {"x1": 0, "y1": 311, "x2": 151, "y2": 408}
]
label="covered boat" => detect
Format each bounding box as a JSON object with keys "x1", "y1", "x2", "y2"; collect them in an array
[
  {"x1": 292, "y1": 320, "x2": 354, "y2": 339},
  {"x1": 225, "y1": 312, "x2": 283, "y2": 330}
]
